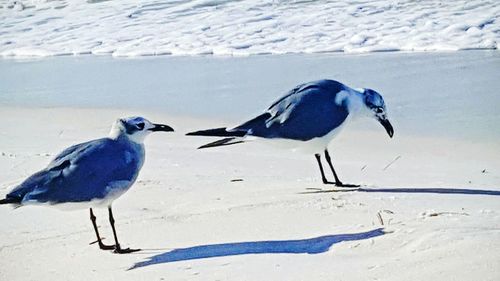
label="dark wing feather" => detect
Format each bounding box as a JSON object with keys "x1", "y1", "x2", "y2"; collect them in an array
[{"x1": 249, "y1": 79, "x2": 349, "y2": 141}]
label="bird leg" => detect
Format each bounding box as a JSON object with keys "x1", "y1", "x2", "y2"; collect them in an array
[
  {"x1": 89, "y1": 208, "x2": 114, "y2": 250},
  {"x1": 324, "y1": 149, "x2": 359, "y2": 187},
  {"x1": 108, "y1": 206, "x2": 140, "y2": 254},
  {"x1": 315, "y1": 153, "x2": 332, "y2": 184},
  {"x1": 324, "y1": 149, "x2": 342, "y2": 184}
]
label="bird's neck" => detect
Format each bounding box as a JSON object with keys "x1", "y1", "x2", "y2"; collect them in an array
[
  {"x1": 336, "y1": 88, "x2": 366, "y2": 118},
  {"x1": 108, "y1": 124, "x2": 123, "y2": 140},
  {"x1": 108, "y1": 127, "x2": 146, "y2": 145}
]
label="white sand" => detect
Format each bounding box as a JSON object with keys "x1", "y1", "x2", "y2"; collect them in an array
[
  {"x1": 0, "y1": 52, "x2": 499, "y2": 280},
  {"x1": 0, "y1": 108, "x2": 499, "y2": 281}
]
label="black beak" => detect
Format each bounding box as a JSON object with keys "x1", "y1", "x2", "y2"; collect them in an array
[
  {"x1": 149, "y1": 123, "x2": 174, "y2": 132},
  {"x1": 378, "y1": 118, "x2": 394, "y2": 138}
]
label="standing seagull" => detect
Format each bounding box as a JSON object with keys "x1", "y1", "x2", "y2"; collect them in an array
[
  {"x1": 0, "y1": 117, "x2": 173, "y2": 253},
  {"x1": 187, "y1": 79, "x2": 393, "y2": 186}
]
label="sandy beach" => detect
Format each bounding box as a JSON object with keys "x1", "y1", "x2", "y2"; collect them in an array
[{"x1": 1, "y1": 51, "x2": 499, "y2": 280}]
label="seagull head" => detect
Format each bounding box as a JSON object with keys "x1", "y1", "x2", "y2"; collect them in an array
[
  {"x1": 360, "y1": 89, "x2": 394, "y2": 138},
  {"x1": 109, "y1": 116, "x2": 174, "y2": 143}
]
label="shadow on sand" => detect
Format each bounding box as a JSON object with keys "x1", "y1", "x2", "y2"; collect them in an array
[
  {"x1": 130, "y1": 228, "x2": 386, "y2": 270},
  {"x1": 300, "y1": 187, "x2": 500, "y2": 196},
  {"x1": 130, "y1": 187, "x2": 499, "y2": 269}
]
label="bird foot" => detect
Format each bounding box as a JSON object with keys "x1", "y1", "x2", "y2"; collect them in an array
[
  {"x1": 322, "y1": 180, "x2": 360, "y2": 187},
  {"x1": 335, "y1": 182, "x2": 360, "y2": 188},
  {"x1": 113, "y1": 246, "x2": 141, "y2": 254},
  {"x1": 99, "y1": 244, "x2": 116, "y2": 250},
  {"x1": 90, "y1": 239, "x2": 115, "y2": 250}
]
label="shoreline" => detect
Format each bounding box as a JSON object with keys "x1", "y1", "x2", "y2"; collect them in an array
[{"x1": 0, "y1": 48, "x2": 498, "y2": 60}]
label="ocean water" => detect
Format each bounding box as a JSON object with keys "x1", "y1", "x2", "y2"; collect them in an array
[
  {"x1": 1, "y1": 51, "x2": 499, "y2": 142},
  {"x1": 1, "y1": 0, "x2": 499, "y2": 57}
]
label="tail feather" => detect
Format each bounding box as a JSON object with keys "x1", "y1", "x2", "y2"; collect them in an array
[
  {"x1": 186, "y1": 127, "x2": 247, "y2": 137},
  {"x1": 198, "y1": 137, "x2": 245, "y2": 149},
  {"x1": 187, "y1": 113, "x2": 271, "y2": 138}
]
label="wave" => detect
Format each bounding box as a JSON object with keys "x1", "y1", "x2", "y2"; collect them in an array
[{"x1": 1, "y1": 0, "x2": 498, "y2": 58}]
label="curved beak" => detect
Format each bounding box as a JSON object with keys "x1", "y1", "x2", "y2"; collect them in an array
[
  {"x1": 149, "y1": 123, "x2": 174, "y2": 132},
  {"x1": 378, "y1": 117, "x2": 394, "y2": 138}
]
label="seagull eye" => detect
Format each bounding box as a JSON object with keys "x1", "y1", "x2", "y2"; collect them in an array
[{"x1": 136, "y1": 123, "x2": 145, "y2": 130}]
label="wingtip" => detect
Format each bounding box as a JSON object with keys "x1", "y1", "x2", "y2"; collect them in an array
[
  {"x1": 185, "y1": 127, "x2": 249, "y2": 138},
  {"x1": 195, "y1": 137, "x2": 245, "y2": 149},
  {"x1": 185, "y1": 129, "x2": 225, "y2": 137},
  {"x1": 0, "y1": 197, "x2": 21, "y2": 205}
]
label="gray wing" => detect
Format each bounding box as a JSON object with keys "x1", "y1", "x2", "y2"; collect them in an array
[
  {"x1": 236, "y1": 80, "x2": 350, "y2": 141},
  {"x1": 7, "y1": 138, "x2": 143, "y2": 204},
  {"x1": 47, "y1": 140, "x2": 96, "y2": 170}
]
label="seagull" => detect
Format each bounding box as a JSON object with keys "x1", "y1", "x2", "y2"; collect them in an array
[
  {"x1": 0, "y1": 117, "x2": 173, "y2": 254},
  {"x1": 187, "y1": 79, "x2": 394, "y2": 186}
]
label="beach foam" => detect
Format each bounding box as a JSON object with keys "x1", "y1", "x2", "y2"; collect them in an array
[{"x1": 1, "y1": 0, "x2": 499, "y2": 57}]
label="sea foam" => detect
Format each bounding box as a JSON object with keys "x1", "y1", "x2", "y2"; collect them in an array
[{"x1": 1, "y1": 0, "x2": 498, "y2": 57}]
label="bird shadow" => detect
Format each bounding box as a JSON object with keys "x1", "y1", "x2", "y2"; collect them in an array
[
  {"x1": 129, "y1": 228, "x2": 386, "y2": 270},
  {"x1": 299, "y1": 187, "x2": 500, "y2": 196}
]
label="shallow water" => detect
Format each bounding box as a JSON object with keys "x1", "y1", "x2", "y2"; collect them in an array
[{"x1": 0, "y1": 51, "x2": 499, "y2": 141}]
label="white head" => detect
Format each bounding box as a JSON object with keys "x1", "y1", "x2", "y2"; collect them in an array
[
  {"x1": 109, "y1": 116, "x2": 174, "y2": 143},
  {"x1": 359, "y1": 88, "x2": 394, "y2": 138}
]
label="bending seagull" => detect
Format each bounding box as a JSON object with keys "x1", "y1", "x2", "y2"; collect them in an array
[
  {"x1": 0, "y1": 117, "x2": 173, "y2": 253},
  {"x1": 187, "y1": 79, "x2": 394, "y2": 186}
]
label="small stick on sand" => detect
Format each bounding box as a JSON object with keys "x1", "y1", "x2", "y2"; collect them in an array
[
  {"x1": 377, "y1": 211, "x2": 384, "y2": 225},
  {"x1": 383, "y1": 155, "x2": 401, "y2": 171}
]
